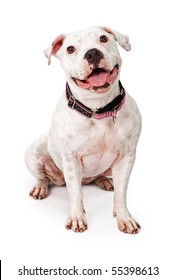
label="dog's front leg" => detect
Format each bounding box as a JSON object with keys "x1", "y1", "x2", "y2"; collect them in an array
[
  {"x1": 112, "y1": 151, "x2": 141, "y2": 234},
  {"x1": 61, "y1": 152, "x2": 87, "y2": 233}
]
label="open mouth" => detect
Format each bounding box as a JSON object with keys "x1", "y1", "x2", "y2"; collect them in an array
[{"x1": 73, "y1": 64, "x2": 119, "y2": 92}]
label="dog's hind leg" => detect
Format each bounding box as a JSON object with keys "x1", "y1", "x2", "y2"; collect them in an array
[
  {"x1": 94, "y1": 176, "x2": 114, "y2": 191},
  {"x1": 25, "y1": 133, "x2": 65, "y2": 199}
]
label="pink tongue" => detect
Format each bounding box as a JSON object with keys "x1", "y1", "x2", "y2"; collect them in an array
[{"x1": 88, "y1": 72, "x2": 109, "y2": 87}]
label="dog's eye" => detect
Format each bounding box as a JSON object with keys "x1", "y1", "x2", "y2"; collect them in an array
[
  {"x1": 67, "y1": 46, "x2": 75, "y2": 54},
  {"x1": 100, "y1": 35, "x2": 108, "y2": 43}
]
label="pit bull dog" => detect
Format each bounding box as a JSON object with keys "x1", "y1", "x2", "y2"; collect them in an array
[{"x1": 25, "y1": 26, "x2": 142, "y2": 234}]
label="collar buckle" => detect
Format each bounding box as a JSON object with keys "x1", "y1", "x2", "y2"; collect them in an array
[{"x1": 68, "y1": 95, "x2": 76, "y2": 109}]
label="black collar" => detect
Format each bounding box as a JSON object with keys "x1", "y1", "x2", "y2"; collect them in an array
[{"x1": 66, "y1": 81, "x2": 126, "y2": 121}]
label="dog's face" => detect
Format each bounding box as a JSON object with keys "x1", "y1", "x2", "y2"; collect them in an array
[{"x1": 45, "y1": 27, "x2": 131, "y2": 94}]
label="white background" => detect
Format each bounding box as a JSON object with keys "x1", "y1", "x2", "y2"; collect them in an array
[{"x1": 0, "y1": 0, "x2": 176, "y2": 279}]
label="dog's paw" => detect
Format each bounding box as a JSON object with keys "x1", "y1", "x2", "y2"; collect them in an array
[
  {"x1": 117, "y1": 218, "x2": 141, "y2": 234},
  {"x1": 94, "y1": 176, "x2": 114, "y2": 191},
  {"x1": 65, "y1": 214, "x2": 88, "y2": 233},
  {"x1": 30, "y1": 184, "x2": 48, "y2": 200},
  {"x1": 114, "y1": 212, "x2": 141, "y2": 234}
]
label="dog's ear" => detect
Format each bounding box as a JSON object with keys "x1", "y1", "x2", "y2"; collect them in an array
[
  {"x1": 101, "y1": 27, "x2": 131, "y2": 51},
  {"x1": 44, "y1": 34, "x2": 65, "y2": 65}
]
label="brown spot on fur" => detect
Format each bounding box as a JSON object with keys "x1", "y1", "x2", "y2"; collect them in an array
[{"x1": 38, "y1": 156, "x2": 65, "y2": 186}]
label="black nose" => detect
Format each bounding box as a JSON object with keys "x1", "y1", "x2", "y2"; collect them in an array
[{"x1": 84, "y1": 48, "x2": 104, "y2": 65}]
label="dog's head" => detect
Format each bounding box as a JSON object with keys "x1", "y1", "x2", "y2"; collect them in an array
[{"x1": 45, "y1": 26, "x2": 131, "y2": 94}]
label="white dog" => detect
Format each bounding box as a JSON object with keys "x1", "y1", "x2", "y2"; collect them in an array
[{"x1": 25, "y1": 26, "x2": 141, "y2": 234}]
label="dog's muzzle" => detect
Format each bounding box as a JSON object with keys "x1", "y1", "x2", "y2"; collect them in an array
[
  {"x1": 73, "y1": 64, "x2": 119, "y2": 93},
  {"x1": 72, "y1": 47, "x2": 119, "y2": 93}
]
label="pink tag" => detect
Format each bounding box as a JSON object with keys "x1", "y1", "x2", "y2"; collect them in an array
[
  {"x1": 94, "y1": 111, "x2": 115, "y2": 120},
  {"x1": 94, "y1": 96, "x2": 125, "y2": 120}
]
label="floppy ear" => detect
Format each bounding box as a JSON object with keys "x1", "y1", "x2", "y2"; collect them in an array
[
  {"x1": 102, "y1": 27, "x2": 131, "y2": 51},
  {"x1": 44, "y1": 34, "x2": 65, "y2": 65}
]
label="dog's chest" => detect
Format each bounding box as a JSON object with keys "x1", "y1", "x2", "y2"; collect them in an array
[
  {"x1": 77, "y1": 124, "x2": 121, "y2": 175},
  {"x1": 50, "y1": 115, "x2": 126, "y2": 176},
  {"x1": 76, "y1": 119, "x2": 120, "y2": 152}
]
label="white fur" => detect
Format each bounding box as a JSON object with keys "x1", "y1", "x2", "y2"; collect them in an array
[{"x1": 26, "y1": 27, "x2": 142, "y2": 234}]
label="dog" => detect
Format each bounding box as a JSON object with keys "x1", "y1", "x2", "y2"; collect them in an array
[{"x1": 25, "y1": 26, "x2": 142, "y2": 234}]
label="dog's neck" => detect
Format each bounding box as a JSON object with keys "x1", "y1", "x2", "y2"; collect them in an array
[{"x1": 67, "y1": 79, "x2": 121, "y2": 111}]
